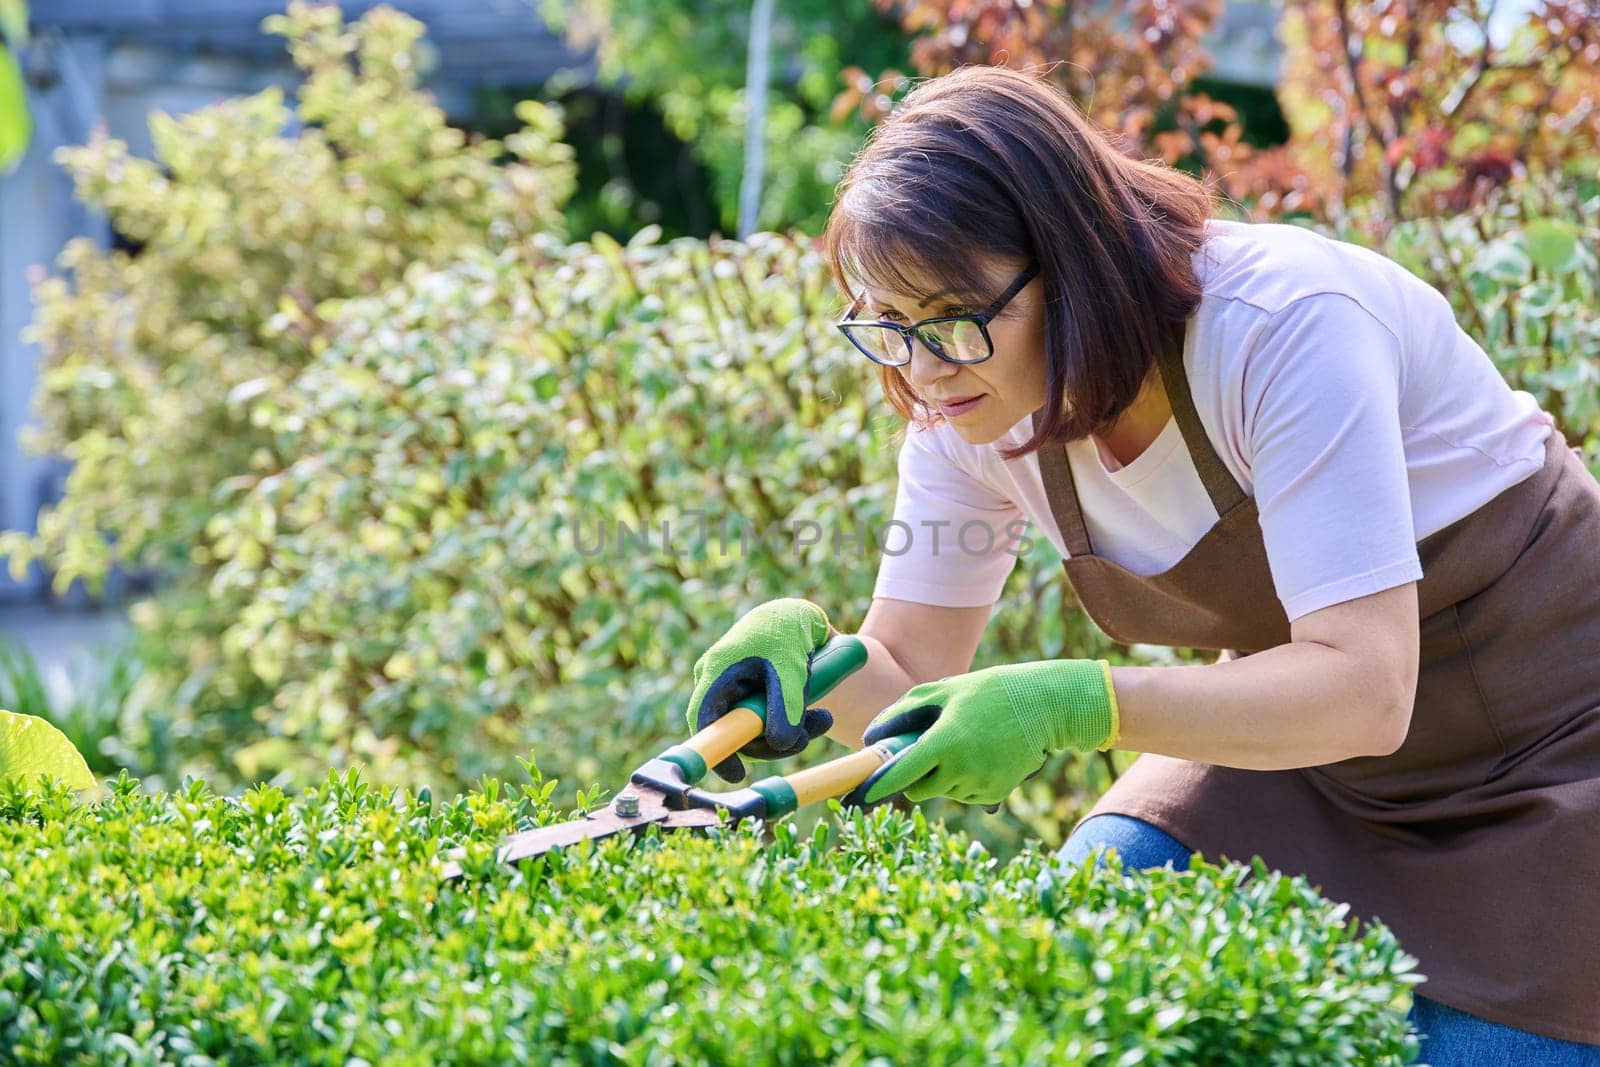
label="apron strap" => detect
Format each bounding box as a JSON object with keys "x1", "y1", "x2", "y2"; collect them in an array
[
  {"x1": 1032, "y1": 321, "x2": 1247, "y2": 559},
  {"x1": 1153, "y1": 323, "x2": 1248, "y2": 518},
  {"x1": 1033, "y1": 407, "x2": 1094, "y2": 557}
]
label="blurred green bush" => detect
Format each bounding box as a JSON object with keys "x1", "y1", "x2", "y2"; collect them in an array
[
  {"x1": 1, "y1": 0, "x2": 574, "y2": 593},
  {"x1": 0, "y1": 0, "x2": 574, "y2": 793},
  {"x1": 0, "y1": 767, "x2": 1423, "y2": 1064},
  {"x1": 187, "y1": 228, "x2": 1125, "y2": 848},
  {"x1": 1, "y1": 4, "x2": 1594, "y2": 875},
  {"x1": 0, "y1": 4, "x2": 1125, "y2": 855},
  {"x1": 201, "y1": 230, "x2": 896, "y2": 793}
]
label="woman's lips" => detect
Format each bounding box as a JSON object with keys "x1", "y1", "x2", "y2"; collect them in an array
[{"x1": 935, "y1": 394, "x2": 985, "y2": 417}]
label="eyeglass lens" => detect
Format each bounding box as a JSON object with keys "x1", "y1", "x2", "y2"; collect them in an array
[{"x1": 846, "y1": 319, "x2": 989, "y2": 364}]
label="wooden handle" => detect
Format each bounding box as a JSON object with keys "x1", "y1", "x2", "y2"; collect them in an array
[
  {"x1": 680, "y1": 706, "x2": 764, "y2": 773},
  {"x1": 783, "y1": 739, "x2": 903, "y2": 808}
]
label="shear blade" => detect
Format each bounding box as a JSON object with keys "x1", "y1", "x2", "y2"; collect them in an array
[{"x1": 439, "y1": 787, "x2": 723, "y2": 880}]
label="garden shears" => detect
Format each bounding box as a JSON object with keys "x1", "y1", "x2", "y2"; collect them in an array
[{"x1": 440, "y1": 634, "x2": 917, "y2": 880}]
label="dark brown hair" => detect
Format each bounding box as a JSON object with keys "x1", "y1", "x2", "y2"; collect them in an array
[{"x1": 822, "y1": 64, "x2": 1215, "y2": 459}]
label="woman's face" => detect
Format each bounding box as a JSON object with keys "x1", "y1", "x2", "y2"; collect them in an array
[{"x1": 856, "y1": 257, "x2": 1048, "y2": 445}]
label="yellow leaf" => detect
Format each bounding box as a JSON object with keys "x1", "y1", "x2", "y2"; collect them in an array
[{"x1": 0, "y1": 709, "x2": 96, "y2": 791}]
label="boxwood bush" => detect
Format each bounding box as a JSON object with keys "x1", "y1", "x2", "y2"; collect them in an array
[{"x1": 0, "y1": 767, "x2": 1423, "y2": 1064}]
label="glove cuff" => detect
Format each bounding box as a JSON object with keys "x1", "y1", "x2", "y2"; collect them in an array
[
  {"x1": 1094, "y1": 660, "x2": 1121, "y2": 752},
  {"x1": 997, "y1": 658, "x2": 1119, "y2": 754}
]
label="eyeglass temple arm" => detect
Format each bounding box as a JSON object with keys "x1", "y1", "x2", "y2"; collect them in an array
[
  {"x1": 841, "y1": 290, "x2": 866, "y2": 320},
  {"x1": 980, "y1": 262, "x2": 1040, "y2": 319}
]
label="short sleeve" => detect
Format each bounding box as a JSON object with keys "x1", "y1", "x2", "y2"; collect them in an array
[
  {"x1": 871, "y1": 424, "x2": 1026, "y2": 608},
  {"x1": 1243, "y1": 293, "x2": 1423, "y2": 622}
]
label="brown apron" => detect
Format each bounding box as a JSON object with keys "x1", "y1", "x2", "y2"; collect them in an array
[{"x1": 1035, "y1": 325, "x2": 1600, "y2": 1045}]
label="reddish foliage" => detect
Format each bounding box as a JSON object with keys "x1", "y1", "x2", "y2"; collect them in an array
[
  {"x1": 831, "y1": 0, "x2": 1242, "y2": 166},
  {"x1": 832, "y1": 0, "x2": 1600, "y2": 227},
  {"x1": 1252, "y1": 0, "x2": 1600, "y2": 226}
]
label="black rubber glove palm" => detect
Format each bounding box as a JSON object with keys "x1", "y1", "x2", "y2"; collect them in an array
[{"x1": 683, "y1": 598, "x2": 837, "y2": 782}]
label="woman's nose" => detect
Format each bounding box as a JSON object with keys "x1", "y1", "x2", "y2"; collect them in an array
[{"x1": 904, "y1": 336, "x2": 957, "y2": 391}]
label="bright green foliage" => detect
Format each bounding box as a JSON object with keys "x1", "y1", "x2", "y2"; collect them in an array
[
  {"x1": 0, "y1": 1, "x2": 575, "y2": 595},
  {"x1": 0, "y1": 766, "x2": 1422, "y2": 1064}
]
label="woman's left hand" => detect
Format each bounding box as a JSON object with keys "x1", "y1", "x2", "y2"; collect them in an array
[{"x1": 854, "y1": 659, "x2": 1120, "y2": 806}]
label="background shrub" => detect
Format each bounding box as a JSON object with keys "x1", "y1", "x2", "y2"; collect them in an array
[
  {"x1": 0, "y1": 1, "x2": 575, "y2": 600},
  {"x1": 171, "y1": 226, "x2": 1140, "y2": 859},
  {"x1": 0, "y1": 1, "x2": 575, "y2": 793},
  {"x1": 1358, "y1": 178, "x2": 1600, "y2": 470},
  {"x1": 0, "y1": 768, "x2": 1423, "y2": 1065},
  {"x1": 0, "y1": 1, "x2": 1158, "y2": 848}
]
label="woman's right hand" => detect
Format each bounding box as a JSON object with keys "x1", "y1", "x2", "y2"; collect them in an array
[{"x1": 683, "y1": 597, "x2": 837, "y2": 782}]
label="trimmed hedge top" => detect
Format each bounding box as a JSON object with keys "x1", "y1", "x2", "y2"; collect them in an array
[{"x1": 0, "y1": 767, "x2": 1421, "y2": 1065}]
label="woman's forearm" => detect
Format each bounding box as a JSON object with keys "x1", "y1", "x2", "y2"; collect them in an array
[
  {"x1": 817, "y1": 633, "x2": 917, "y2": 750},
  {"x1": 1110, "y1": 642, "x2": 1406, "y2": 770},
  {"x1": 814, "y1": 627, "x2": 1403, "y2": 769}
]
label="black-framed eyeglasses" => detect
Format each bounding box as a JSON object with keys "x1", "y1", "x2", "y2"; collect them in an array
[{"x1": 835, "y1": 262, "x2": 1040, "y2": 367}]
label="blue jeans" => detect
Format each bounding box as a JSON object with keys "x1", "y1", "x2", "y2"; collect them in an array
[{"x1": 1056, "y1": 814, "x2": 1600, "y2": 1065}]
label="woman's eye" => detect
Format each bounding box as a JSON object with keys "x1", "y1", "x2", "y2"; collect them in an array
[{"x1": 944, "y1": 306, "x2": 973, "y2": 318}]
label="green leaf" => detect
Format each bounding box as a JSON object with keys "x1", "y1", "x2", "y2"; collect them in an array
[
  {"x1": 0, "y1": 45, "x2": 31, "y2": 173},
  {"x1": 1473, "y1": 238, "x2": 1531, "y2": 283},
  {"x1": 0, "y1": 708, "x2": 96, "y2": 791},
  {"x1": 1524, "y1": 218, "x2": 1580, "y2": 275}
]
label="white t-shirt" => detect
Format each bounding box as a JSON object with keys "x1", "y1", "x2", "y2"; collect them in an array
[{"x1": 871, "y1": 218, "x2": 1557, "y2": 622}]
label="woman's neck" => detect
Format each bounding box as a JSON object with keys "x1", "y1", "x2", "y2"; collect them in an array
[{"x1": 1095, "y1": 368, "x2": 1172, "y2": 468}]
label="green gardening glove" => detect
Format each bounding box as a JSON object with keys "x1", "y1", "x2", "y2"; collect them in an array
[
  {"x1": 852, "y1": 659, "x2": 1120, "y2": 806},
  {"x1": 684, "y1": 597, "x2": 837, "y2": 783}
]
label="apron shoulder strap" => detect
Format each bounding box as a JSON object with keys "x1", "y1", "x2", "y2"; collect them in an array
[
  {"x1": 1154, "y1": 322, "x2": 1248, "y2": 517},
  {"x1": 1032, "y1": 406, "x2": 1093, "y2": 558},
  {"x1": 1032, "y1": 321, "x2": 1249, "y2": 559}
]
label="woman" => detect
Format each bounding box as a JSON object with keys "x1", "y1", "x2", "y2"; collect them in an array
[{"x1": 682, "y1": 65, "x2": 1600, "y2": 1062}]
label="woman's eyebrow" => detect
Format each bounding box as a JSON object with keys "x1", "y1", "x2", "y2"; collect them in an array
[{"x1": 866, "y1": 285, "x2": 968, "y2": 309}]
